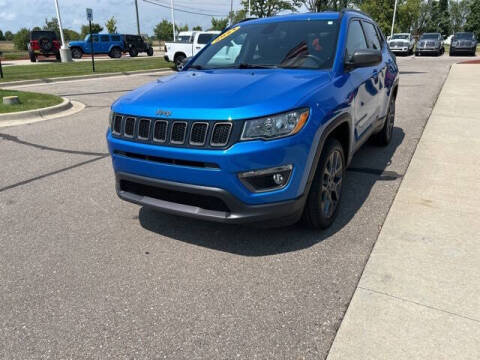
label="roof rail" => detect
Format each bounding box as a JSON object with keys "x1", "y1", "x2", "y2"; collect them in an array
[
  {"x1": 340, "y1": 8, "x2": 370, "y2": 18},
  {"x1": 235, "y1": 17, "x2": 257, "y2": 24}
]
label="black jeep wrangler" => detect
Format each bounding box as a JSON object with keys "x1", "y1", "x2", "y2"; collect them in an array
[
  {"x1": 27, "y1": 30, "x2": 61, "y2": 62},
  {"x1": 123, "y1": 34, "x2": 154, "y2": 57}
]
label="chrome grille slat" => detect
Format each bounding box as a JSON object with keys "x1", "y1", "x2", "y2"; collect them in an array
[
  {"x1": 171, "y1": 121, "x2": 187, "y2": 144},
  {"x1": 153, "y1": 120, "x2": 168, "y2": 142},
  {"x1": 124, "y1": 117, "x2": 136, "y2": 138},
  {"x1": 211, "y1": 123, "x2": 232, "y2": 147},
  {"x1": 138, "y1": 118, "x2": 151, "y2": 140},
  {"x1": 190, "y1": 122, "x2": 209, "y2": 145}
]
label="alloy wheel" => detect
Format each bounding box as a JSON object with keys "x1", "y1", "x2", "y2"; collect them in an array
[{"x1": 320, "y1": 149, "x2": 343, "y2": 218}]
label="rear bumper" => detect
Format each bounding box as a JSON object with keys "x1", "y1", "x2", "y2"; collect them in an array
[{"x1": 116, "y1": 172, "x2": 306, "y2": 224}]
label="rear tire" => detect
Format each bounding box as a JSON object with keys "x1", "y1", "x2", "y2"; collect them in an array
[
  {"x1": 174, "y1": 54, "x2": 186, "y2": 71},
  {"x1": 109, "y1": 47, "x2": 122, "y2": 59},
  {"x1": 373, "y1": 94, "x2": 396, "y2": 146},
  {"x1": 128, "y1": 47, "x2": 138, "y2": 57},
  {"x1": 71, "y1": 47, "x2": 83, "y2": 59},
  {"x1": 301, "y1": 138, "x2": 345, "y2": 229}
]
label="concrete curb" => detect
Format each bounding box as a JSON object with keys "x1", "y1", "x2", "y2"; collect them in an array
[
  {"x1": 0, "y1": 68, "x2": 174, "y2": 88},
  {"x1": 0, "y1": 97, "x2": 72, "y2": 121}
]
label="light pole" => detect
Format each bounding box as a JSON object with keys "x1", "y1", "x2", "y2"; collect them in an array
[
  {"x1": 170, "y1": 0, "x2": 176, "y2": 41},
  {"x1": 54, "y1": 0, "x2": 72, "y2": 62},
  {"x1": 390, "y1": 0, "x2": 398, "y2": 38},
  {"x1": 134, "y1": 0, "x2": 141, "y2": 35},
  {"x1": 248, "y1": 0, "x2": 251, "y2": 17},
  {"x1": 230, "y1": 0, "x2": 233, "y2": 25}
]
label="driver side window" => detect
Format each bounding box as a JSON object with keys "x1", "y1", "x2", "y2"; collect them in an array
[{"x1": 346, "y1": 20, "x2": 367, "y2": 59}]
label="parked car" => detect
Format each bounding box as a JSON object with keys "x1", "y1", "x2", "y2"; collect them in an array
[
  {"x1": 388, "y1": 33, "x2": 415, "y2": 55},
  {"x1": 123, "y1": 34, "x2": 154, "y2": 57},
  {"x1": 449, "y1": 32, "x2": 477, "y2": 56},
  {"x1": 69, "y1": 33, "x2": 124, "y2": 59},
  {"x1": 27, "y1": 30, "x2": 61, "y2": 62},
  {"x1": 164, "y1": 31, "x2": 220, "y2": 70},
  {"x1": 68, "y1": 34, "x2": 153, "y2": 59},
  {"x1": 415, "y1": 33, "x2": 444, "y2": 56},
  {"x1": 107, "y1": 10, "x2": 399, "y2": 229}
]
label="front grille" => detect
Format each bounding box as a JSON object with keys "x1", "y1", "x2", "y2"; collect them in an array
[
  {"x1": 171, "y1": 122, "x2": 187, "y2": 143},
  {"x1": 153, "y1": 120, "x2": 168, "y2": 142},
  {"x1": 190, "y1": 123, "x2": 208, "y2": 145},
  {"x1": 111, "y1": 113, "x2": 237, "y2": 149},
  {"x1": 211, "y1": 123, "x2": 232, "y2": 146},
  {"x1": 138, "y1": 119, "x2": 150, "y2": 139},
  {"x1": 119, "y1": 179, "x2": 230, "y2": 213},
  {"x1": 124, "y1": 117, "x2": 136, "y2": 137},
  {"x1": 426, "y1": 41, "x2": 436, "y2": 47}
]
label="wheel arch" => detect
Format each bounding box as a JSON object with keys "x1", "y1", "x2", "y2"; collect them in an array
[{"x1": 174, "y1": 52, "x2": 187, "y2": 62}]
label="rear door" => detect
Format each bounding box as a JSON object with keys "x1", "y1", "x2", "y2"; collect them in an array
[
  {"x1": 346, "y1": 19, "x2": 377, "y2": 140},
  {"x1": 100, "y1": 35, "x2": 110, "y2": 53},
  {"x1": 91, "y1": 35, "x2": 101, "y2": 53}
]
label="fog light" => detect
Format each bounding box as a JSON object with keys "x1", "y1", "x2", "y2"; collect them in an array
[{"x1": 238, "y1": 165, "x2": 293, "y2": 192}]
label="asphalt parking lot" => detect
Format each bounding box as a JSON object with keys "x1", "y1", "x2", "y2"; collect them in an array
[{"x1": 0, "y1": 54, "x2": 469, "y2": 359}]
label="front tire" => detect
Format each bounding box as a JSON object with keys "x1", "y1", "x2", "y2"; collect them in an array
[
  {"x1": 302, "y1": 138, "x2": 345, "y2": 229},
  {"x1": 109, "y1": 47, "x2": 122, "y2": 59},
  {"x1": 147, "y1": 47, "x2": 154, "y2": 56}
]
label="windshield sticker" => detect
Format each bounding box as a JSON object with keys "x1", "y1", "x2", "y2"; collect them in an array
[{"x1": 211, "y1": 26, "x2": 240, "y2": 45}]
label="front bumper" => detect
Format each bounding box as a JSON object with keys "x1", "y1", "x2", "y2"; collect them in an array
[
  {"x1": 416, "y1": 48, "x2": 440, "y2": 53},
  {"x1": 450, "y1": 47, "x2": 475, "y2": 53},
  {"x1": 390, "y1": 47, "x2": 409, "y2": 53},
  {"x1": 116, "y1": 172, "x2": 306, "y2": 224}
]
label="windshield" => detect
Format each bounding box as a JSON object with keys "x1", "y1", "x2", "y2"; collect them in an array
[
  {"x1": 454, "y1": 33, "x2": 474, "y2": 40},
  {"x1": 189, "y1": 20, "x2": 339, "y2": 70},
  {"x1": 421, "y1": 34, "x2": 439, "y2": 40},
  {"x1": 392, "y1": 34, "x2": 409, "y2": 40}
]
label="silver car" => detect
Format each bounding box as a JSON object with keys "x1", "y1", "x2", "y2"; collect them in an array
[{"x1": 415, "y1": 33, "x2": 445, "y2": 56}]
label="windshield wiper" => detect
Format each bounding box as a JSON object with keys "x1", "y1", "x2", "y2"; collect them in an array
[{"x1": 237, "y1": 63, "x2": 279, "y2": 69}]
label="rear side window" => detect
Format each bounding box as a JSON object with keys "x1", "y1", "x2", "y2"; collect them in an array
[
  {"x1": 111, "y1": 35, "x2": 121, "y2": 41},
  {"x1": 346, "y1": 20, "x2": 368, "y2": 58},
  {"x1": 197, "y1": 33, "x2": 216, "y2": 44},
  {"x1": 362, "y1": 21, "x2": 382, "y2": 50},
  {"x1": 101, "y1": 35, "x2": 110, "y2": 42},
  {"x1": 92, "y1": 35, "x2": 99, "y2": 42}
]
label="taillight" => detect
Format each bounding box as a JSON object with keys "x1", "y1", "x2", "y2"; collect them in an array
[{"x1": 31, "y1": 40, "x2": 39, "y2": 50}]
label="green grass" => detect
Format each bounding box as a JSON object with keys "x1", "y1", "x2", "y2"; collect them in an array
[
  {"x1": 0, "y1": 89, "x2": 63, "y2": 114},
  {"x1": 0, "y1": 57, "x2": 174, "y2": 83}
]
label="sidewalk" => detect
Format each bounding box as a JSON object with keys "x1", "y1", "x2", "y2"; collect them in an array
[{"x1": 327, "y1": 64, "x2": 480, "y2": 359}]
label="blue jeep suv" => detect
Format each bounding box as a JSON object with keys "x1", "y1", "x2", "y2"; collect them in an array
[{"x1": 107, "y1": 10, "x2": 399, "y2": 228}]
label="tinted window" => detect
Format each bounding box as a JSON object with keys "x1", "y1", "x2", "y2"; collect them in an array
[
  {"x1": 197, "y1": 33, "x2": 216, "y2": 44},
  {"x1": 421, "y1": 34, "x2": 439, "y2": 40},
  {"x1": 346, "y1": 20, "x2": 367, "y2": 58},
  {"x1": 111, "y1": 35, "x2": 121, "y2": 41},
  {"x1": 362, "y1": 21, "x2": 381, "y2": 50},
  {"x1": 101, "y1": 35, "x2": 110, "y2": 42},
  {"x1": 190, "y1": 20, "x2": 339, "y2": 70},
  {"x1": 92, "y1": 35, "x2": 99, "y2": 42}
]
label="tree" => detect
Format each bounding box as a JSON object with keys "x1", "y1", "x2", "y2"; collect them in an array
[
  {"x1": 436, "y1": 0, "x2": 451, "y2": 35},
  {"x1": 293, "y1": 0, "x2": 353, "y2": 12},
  {"x1": 63, "y1": 29, "x2": 81, "y2": 41},
  {"x1": 358, "y1": 0, "x2": 396, "y2": 35},
  {"x1": 176, "y1": 24, "x2": 189, "y2": 32},
  {"x1": 210, "y1": 17, "x2": 229, "y2": 31},
  {"x1": 241, "y1": 0, "x2": 295, "y2": 17},
  {"x1": 5, "y1": 31, "x2": 14, "y2": 41},
  {"x1": 465, "y1": 0, "x2": 480, "y2": 38},
  {"x1": 230, "y1": 9, "x2": 247, "y2": 24},
  {"x1": 397, "y1": 0, "x2": 422, "y2": 33},
  {"x1": 32, "y1": 26, "x2": 42, "y2": 31},
  {"x1": 154, "y1": 19, "x2": 174, "y2": 41},
  {"x1": 105, "y1": 16, "x2": 118, "y2": 34},
  {"x1": 43, "y1": 17, "x2": 59, "y2": 37},
  {"x1": 81, "y1": 23, "x2": 103, "y2": 38},
  {"x1": 13, "y1": 28, "x2": 30, "y2": 51},
  {"x1": 0, "y1": 30, "x2": 4, "y2": 41},
  {"x1": 192, "y1": 25, "x2": 203, "y2": 31},
  {"x1": 450, "y1": 0, "x2": 469, "y2": 33}
]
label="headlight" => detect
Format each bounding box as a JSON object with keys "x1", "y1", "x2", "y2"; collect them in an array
[
  {"x1": 241, "y1": 108, "x2": 310, "y2": 140},
  {"x1": 452, "y1": 41, "x2": 458, "y2": 46}
]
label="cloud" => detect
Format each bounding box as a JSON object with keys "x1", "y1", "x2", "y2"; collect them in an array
[{"x1": 0, "y1": 11, "x2": 15, "y2": 21}]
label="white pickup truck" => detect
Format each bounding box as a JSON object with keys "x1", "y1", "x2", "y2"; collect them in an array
[{"x1": 164, "y1": 31, "x2": 220, "y2": 70}]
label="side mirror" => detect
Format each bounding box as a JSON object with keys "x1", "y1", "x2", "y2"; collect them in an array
[{"x1": 345, "y1": 49, "x2": 382, "y2": 70}]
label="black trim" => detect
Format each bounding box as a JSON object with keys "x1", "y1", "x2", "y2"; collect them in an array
[{"x1": 115, "y1": 172, "x2": 306, "y2": 224}]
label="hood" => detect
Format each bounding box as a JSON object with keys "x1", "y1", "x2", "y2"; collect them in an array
[
  {"x1": 68, "y1": 40, "x2": 84, "y2": 47},
  {"x1": 112, "y1": 69, "x2": 331, "y2": 120}
]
